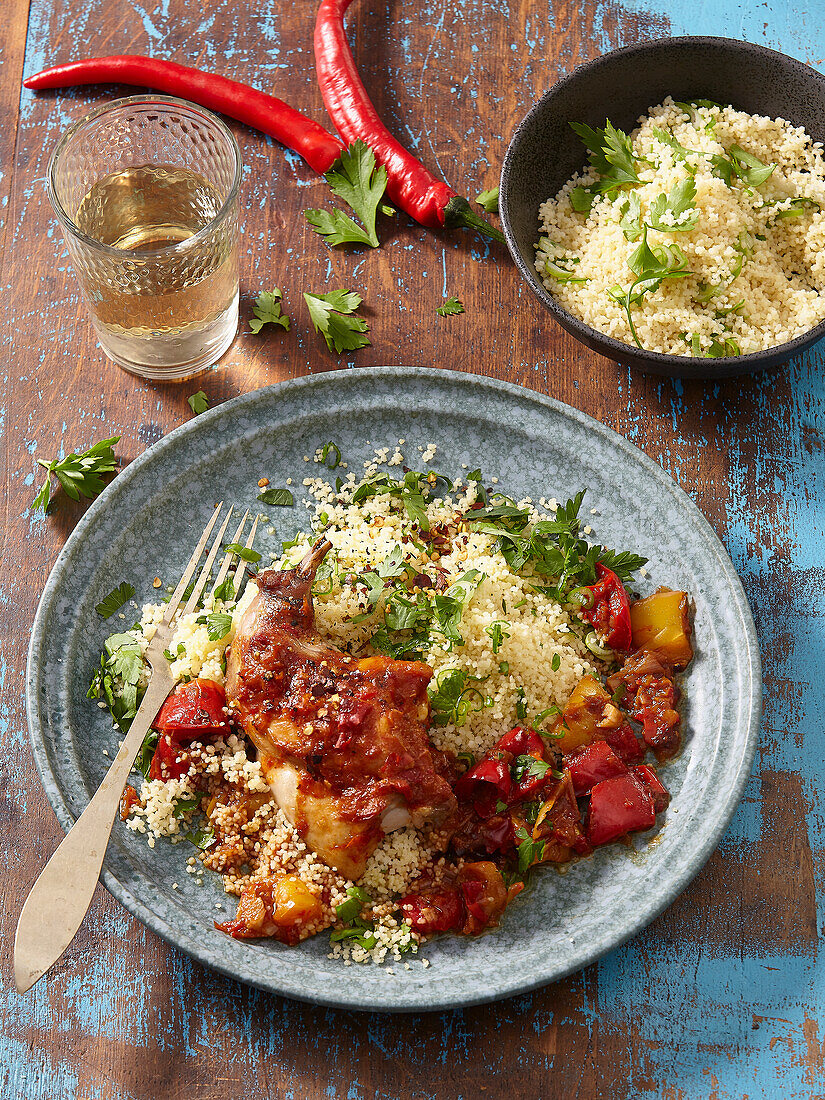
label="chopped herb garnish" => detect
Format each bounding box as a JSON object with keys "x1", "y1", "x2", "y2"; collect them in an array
[
  {"x1": 515, "y1": 686, "x2": 528, "y2": 723},
  {"x1": 224, "y1": 543, "x2": 262, "y2": 563},
  {"x1": 428, "y1": 668, "x2": 488, "y2": 727},
  {"x1": 570, "y1": 119, "x2": 644, "y2": 197},
  {"x1": 257, "y1": 487, "x2": 294, "y2": 507},
  {"x1": 320, "y1": 441, "x2": 342, "y2": 469},
  {"x1": 336, "y1": 886, "x2": 372, "y2": 923},
  {"x1": 551, "y1": 653, "x2": 561, "y2": 672},
  {"x1": 485, "y1": 620, "x2": 511, "y2": 654},
  {"x1": 172, "y1": 795, "x2": 200, "y2": 817},
  {"x1": 135, "y1": 729, "x2": 158, "y2": 779},
  {"x1": 511, "y1": 755, "x2": 552, "y2": 784},
  {"x1": 647, "y1": 178, "x2": 699, "y2": 233},
  {"x1": 88, "y1": 630, "x2": 146, "y2": 733},
  {"x1": 515, "y1": 824, "x2": 545, "y2": 875},
  {"x1": 499, "y1": 660, "x2": 510, "y2": 675},
  {"x1": 95, "y1": 582, "x2": 135, "y2": 620},
  {"x1": 186, "y1": 827, "x2": 216, "y2": 850},
  {"x1": 607, "y1": 227, "x2": 690, "y2": 349},
  {"x1": 213, "y1": 576, "x2": 235, "y2": 603}
]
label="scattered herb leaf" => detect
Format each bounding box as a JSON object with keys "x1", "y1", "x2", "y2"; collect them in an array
[
  {"x1": 95, "y1": 582, "x2": 135, "y2": 620},
  {"x1": 249, "y1": 289, "x2": 290, "y2": 334},
  {"x1": 304, "y1": 289, "x2": 370, "y2": 354},
  {"x1": 437, "y1": 296, "x2": 465, "y2": 316}
]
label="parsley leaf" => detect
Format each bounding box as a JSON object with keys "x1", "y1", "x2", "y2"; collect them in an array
[
  {"x1": 307, "y1": 141, "x2": 393, "y2": 249},
  {"x1": 570, "y1": 185, "x2": 598, "y2": 213},
  {"x1": 651, "y1": 126, "x2": 698, "y2": 170},
  {"x1": 729, "y1": 145, "x2": 775, "y2": 187},
  {"x1": 95, "y1": 582, "x2": 135, "y2": 619},
  {"x1": 33, "y1": 436, "x2": 120, "y2": 514},
  {"x1": 476, "y1": 186, "x2": 499, "y2": 214},
  {"x1": 187, "y1": 391, "x2": 209, "y2": 415},
  {"x1": 172, "y1": 795, "x2": 200, "y2": 817},
  {"x1": 257, "y1": 487, "x2": 294, "y2": 506},
  {"x1": 88, "y1": 629, "x2": 146, "y2": 733},
  {"x1": 515, "y1": 824, "x2": 545, "y2": 875},
  {"x1": 304, "y1": 289, "x2": 370, "y2": 354},
  {"x1": 205, "y1": 612, "x2": 233, "y2": 641},
  {"x1": 511, "y1": 755, "x2": 552, "y2": 784},
  {"x1": 594, "y1": 548, "x2": 648, "y2": 582},
  {"x1": 224, "y1": 543, "x2": 262, "y2": 563},
  {"x1": 437, "y1": 296, "x2": 465, "y2": 316},
  {"x1": 186, "y1": 827, "x2": 215, "y2": 850},
  {"x1": 617, "y1": 192, "x2": 643, "y2": 241},
  {"x1": 647, "y1": 178, "x2": 699, "y2": 233},
  {"x1": 249, "y1": 289, "x2": 290, "y2": 334}
]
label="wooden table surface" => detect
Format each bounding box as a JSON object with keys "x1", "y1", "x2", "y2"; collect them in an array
[{"x1": 3, "y1": 0, "x2": 824, "y2": 1096}]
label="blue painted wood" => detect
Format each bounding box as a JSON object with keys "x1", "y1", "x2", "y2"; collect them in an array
[{"x1": 2, "y1": 0, "x2": 824, "y2": 1095}]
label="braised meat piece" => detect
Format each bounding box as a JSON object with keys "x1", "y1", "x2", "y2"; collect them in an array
[{"x1": 226, "y1": 539, "x2": 456, "y2": 880}]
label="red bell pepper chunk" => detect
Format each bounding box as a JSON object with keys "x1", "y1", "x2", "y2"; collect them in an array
[
  {"x1": 398, "y1": 887, "x2": 465, "y2": 935},
  {"x1": 581, "y1": 564, "x2": 632, "y2": 651},
  {"x1": 150, "y1": 678, "x2": 231, "y2": 781},
  {"x1": 632, "y1": 764, "x2": 671, "y2": 813},
  {"x1": 154, "y1": 678, "x2": 231, "y2": 738},
  {"x1": 603, "y1": 722, "x2": 645, "y2": 765},
  {"x1": 497, "y1": 726, "x2": 550, "y2": 801},
  {"x1": 566, "y1": 740, "x2": 628, "y2": 796},
  {"x1": 587, "y1": 773, "x2": 655, "y2": 847},
  {"x1": 454, "y1": 757, "x2": 512, "y2": 818},
  {"x1": 496, "y1": 726, "x2": 544, "y2": 757}
]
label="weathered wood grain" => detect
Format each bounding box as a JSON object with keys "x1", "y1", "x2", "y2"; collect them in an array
[{"x1": 2, "y1": 0, "x2": 824, "y2": 1096}]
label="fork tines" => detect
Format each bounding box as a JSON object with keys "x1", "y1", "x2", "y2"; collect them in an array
[{"x1": 162, "y1": 505, "x2": 258, "y2": 627}]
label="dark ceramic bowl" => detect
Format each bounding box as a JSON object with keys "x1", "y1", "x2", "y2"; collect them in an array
[{"x1": 500, "y1": 36, "x2": 825, "y2": 378}]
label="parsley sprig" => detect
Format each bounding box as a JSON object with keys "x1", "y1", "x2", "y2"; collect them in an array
[
  {"x1": 606, "y1": 227, "x2": 691, "y2": 348},
  {"x1": 569, "y1": 120, "x2": 645, "y2": 211},
  {"x1": 33, "y1": 436, "x2": 120, "y2": 514},
  {"x1": 305, "y1": 141, "x2": 394, "y2": 249}
]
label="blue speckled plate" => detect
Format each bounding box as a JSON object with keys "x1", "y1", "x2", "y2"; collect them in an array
[{"x1": 26, "y1": 367, "x2": 761, "y2": 1012}]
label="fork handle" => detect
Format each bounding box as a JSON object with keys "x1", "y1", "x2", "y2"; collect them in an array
[{"x1": 14, "y1": 674, "x2": 171, "y2": 993}]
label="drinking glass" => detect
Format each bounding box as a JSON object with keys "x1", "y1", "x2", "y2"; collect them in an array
[{"x1": 48, "y1": 95, "x2": 242, "y2": 380}]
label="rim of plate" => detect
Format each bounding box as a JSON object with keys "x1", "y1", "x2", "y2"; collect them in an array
[{"x1": 26, "y1": 366, "x2": 762, "y2": 1011}]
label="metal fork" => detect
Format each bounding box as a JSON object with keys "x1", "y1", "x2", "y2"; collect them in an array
[{"x1": 14, "y1": 504, "x2": 259, "y2": 994}]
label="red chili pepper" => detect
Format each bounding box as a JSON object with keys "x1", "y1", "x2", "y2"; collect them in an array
[
  {"x1": 314, "y1": 0, "x2": 504, "y2": 241},
  {"x1": 23, "y1": 56, "x2": 345, "y2": 176},
  {"x1": 581, "y1": 564, "x2": 632, "y2": 650}
]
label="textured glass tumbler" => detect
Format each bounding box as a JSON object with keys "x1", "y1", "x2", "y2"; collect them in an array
[{"x1": 48, "y1": 95, "x2": 242, "y2": 380}]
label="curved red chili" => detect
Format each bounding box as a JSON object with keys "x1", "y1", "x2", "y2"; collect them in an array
[
  {"x1": 23, "y1": 56, "x2": 345, "y2": 176},
  {"x1": 314, "y1": 0, "x2": 504, "y2": 241}
]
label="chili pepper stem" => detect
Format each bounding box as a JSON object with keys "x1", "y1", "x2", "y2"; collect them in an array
[{"x1": 443, "y1": 196, "x2": 505, "y2": 243}]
